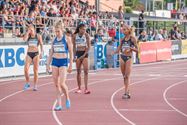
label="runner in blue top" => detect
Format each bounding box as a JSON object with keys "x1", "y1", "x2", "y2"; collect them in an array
[{"x1": 47, "y1": 21, "x2": 73, "y2": 111}]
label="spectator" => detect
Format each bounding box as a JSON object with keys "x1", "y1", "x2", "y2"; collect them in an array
[
  {"x1": 25, "y1": 11, "x2": 35, "y2": 26},
  {"x1": 181, "y1": 32, "x2": 185, "y2": 39},
  {"x1": 94, "y1": 28, "x2": 104, "y2": 43},
  {"x1": 90, "y1": 11, "x2": 97, "y2": 36},
  {"x1": 118, "y1": 6, "x2": 124, "y2": 20},
  {"x1": 35, "y1": 18, "x2": 44, "y2": 34},
  {"x1": 171, "y1": 27, "x2": 179, "y2": 40},
  {"x1": 138, "y1": 30, "x2": 147, "y2": 42},
  {"x1": 153, "y1": 30, "x2": 163, "y2": 40},
  {"x1": 138, "y1": 10, "x2": 144, "y2": 33},
  {"x1": 162, "y1": 28, "x2": 169, "y2": 40}
]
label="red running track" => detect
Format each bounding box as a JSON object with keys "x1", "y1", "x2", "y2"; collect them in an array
[{"x1": 0, "y1": 60, "x2": 187, "y2": 125}]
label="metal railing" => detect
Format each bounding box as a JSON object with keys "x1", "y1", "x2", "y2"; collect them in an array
[{"x1": 0, "y1": 14, "x2": 187, "y2": 44}]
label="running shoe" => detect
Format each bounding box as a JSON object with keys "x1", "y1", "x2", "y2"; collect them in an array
[
  {"x1": 23, "y1": 83, "x2": 30, "y2": 90},
  {"x1": 84, "y1": 89, "x2": 91, "y2": 94},
  {"x1": 122, "y1": 93, "x2": 131, "y2": 99},
  {"x1": 66, "y1": 100, "x2": 71, "y2": 109},
  {"x1": 33, "y1": 87, "x2": 38, "y2": 91},
  {"x1": 54, "y1": 105, "x2": 62, "y2": 111},
  {"x1": 75, "y1": 89, "x2": 82, "y2": 94}
]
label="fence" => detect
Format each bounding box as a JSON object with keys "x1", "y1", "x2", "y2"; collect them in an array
[
  {"x1": 1, "y1": 14, "x2": 187, "y2": 43},
  {"x1": 1, "y1": 15, "x2": 187, "y2": 78}
]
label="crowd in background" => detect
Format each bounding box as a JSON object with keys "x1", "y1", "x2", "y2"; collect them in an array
[
  {"x1": 138, "y1": 23, "x2": 187, "y2": 42},
  {"x1": 0, "y1": 0, "x2": 187, "y2": 43}
]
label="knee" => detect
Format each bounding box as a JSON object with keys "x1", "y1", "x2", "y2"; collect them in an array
[
  {"x1": 56, "y1": 84, "x2": 61, "y2": 89},
  {"x1": 34, "y1": 70, "x2": 38, "y2": 75},
  {"x1": 77, "y1": 69, "x2": 81, "y2": 75},
  {"x1": 24, "y1": 67, "x2": 29, "y2": 74},
  {"x1": 123, "y1": 74, "x2": 130, "y2": 79},
  {"x1": 55, "y1": 84, "x2": 58, "y2": 88},
  {"x1": 60, "y1": 83, "x2": 67, "y2": 89},
  {"x1": 84, "y1": 70, "x2": 88, "y2": 75}
]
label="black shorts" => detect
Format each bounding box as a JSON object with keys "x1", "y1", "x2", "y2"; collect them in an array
[
  {"x1": 76, "y1": 51, "x2": 88, "y2": 59},
  {"x1": 27, "y1": 52, "x2": 39, "y2": 60},
  {"x1": 120, "y1": 54, "x2": 131, "y2": 63}
]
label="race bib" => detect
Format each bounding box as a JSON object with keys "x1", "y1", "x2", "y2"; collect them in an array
[
  {"x1": 54, "y1": 45, "x2": 65, "y2": 52},
  {"x1": 122, "y1": 44, "x2": 130, "y2": 52},
  {"x1": 28, "y1": 40, "x2": 38, "y2": 47},
  {"x1": 76, "y1": 38, "x2": 86, "y2": 48}
]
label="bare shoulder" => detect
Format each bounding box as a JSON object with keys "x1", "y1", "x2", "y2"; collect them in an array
[
  {"x1": 72, "y1": 34, "x2": 76, "y2": 39},
  {"x1": 66, "y1": 35, "x2": 72, "y2": 43},
  {"x1": 37, "y1": 34, "x2": 42, "y2": 39},
  {"x1": 130, "y1": 35, "x2": 137, "y2": 43},
  {"x1": 85, "y1": 32, "x2": 90, "y2": 38}
]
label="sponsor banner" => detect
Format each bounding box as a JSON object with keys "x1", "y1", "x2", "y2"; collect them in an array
[
  {"x1": 0, "y1": 45, "x2": 50, "y2": 77},
  {"x1": 155, "y1": 10, "x2": 171, "y2": 18},
  {"x1": 0, "y1": 45, "x2": 76, "y2": 78},
  {"x1": 94, "y1": 42, "x2": 108, "y2": 69},
  {"x1": 181, "y1": 40, "x2": 187, "y2": 54},
  {"x1": 171, "y1": 40, "x2": 182, "y2": 55},
  {"x1": 156, "y1": 40, "x2": 172, "y2": 61},
  {"x1": 139, "y1": 42, "x2": 157, "y2": 63}
]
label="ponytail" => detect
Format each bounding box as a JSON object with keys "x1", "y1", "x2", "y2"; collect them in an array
[{"x1": 74, "y1": 23, "x2": 86, "y2": 34}]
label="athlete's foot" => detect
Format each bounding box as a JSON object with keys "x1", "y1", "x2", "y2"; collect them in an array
[
  {"x1": 66, "y1": 100, "x2": 71, "y2": 109},
  {"x1": 33, "y1": 86, "x2": 38, "y2": 91},
  {"x1": 23, "y1": 83, "x2": 30, "y2": 90},
  {"x1": 122, "y1": 93, "x2": 131, "y2": 99},
  {"x1": 84, "y1": 89, "x2": 91, "y2": 94},
  {"x1": 75, "y1": 89, "x2": 82, "y2": 94},
  {"x1": 54, "y1": 105, "x2": 62, "y2": 111}
]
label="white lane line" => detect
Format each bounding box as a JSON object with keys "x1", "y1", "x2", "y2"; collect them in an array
[
  {"x1": 0, "y1": 109, "x2": 120, "y2": 114},
  {"x1": 118, "y1": 109, "x2": 175, "y2": 112},
  {"x1": 0, "y1": 75, "x2": 51, "y2": 85},
  {"x1": 0, "y1": 109, "x2": 175, "y2": 114},
  {"x1": 163, "y1": 80, "x2": 187, "y2": 118},
  {"x1": 0, "y1": 80, "x2": 22, "y2": 86},
  {"x1": 0, "y1": 82, "x2": 52, "y2": 103},
  {"x1": 133, "y1": 59, "x2": 187, "y2": 68},
  {"x1": 0, "y1": 110, "x2": 52, "y2": 114},
  {"x1": 52, "y1": 77, "x2": 121, "y2": 125},
  {"x1": 0, "y1": 78, "x2": 74, "y2": 103},
  {"x1": 168, "y1": 98, "x2": 187, "y2": 101},
  {"x1": 149, "y1": 74, "x2": 161, "y2": 77},
  {"x1": 111, "y1": 77, "x2": 160, "y2": 125},
  {"x1": 1, "y1": 59, "x2": 186, "y2": 85}
]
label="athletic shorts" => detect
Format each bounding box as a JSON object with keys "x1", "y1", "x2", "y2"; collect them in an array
[
  {"x1": 51, "y1": 58, "x2": 68, "y2": 67},
  {"x1": 76, "y1": 51, "x2": 88, "y2": 59}
]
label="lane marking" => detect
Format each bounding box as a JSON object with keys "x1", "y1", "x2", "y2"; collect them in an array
[
  {"x1": 168, "y1": 98, "x2": 187, "y2": 101},
  {"x1": 149, "y1": 74, "x2": 161, "y2": 77},
  {"x1": 1, "y1": 59, "x2": 186, "y2": 84},
  {"x1": 111, "y1": 77, "x2": 159, "y2": 125},
  {"x1": 163, "y1": 80, "x2": 187, "y2": 118},
  {"x1": 118, "y1": 109, "x2": 175, "y2": 112},
  {"x1": 52, "y1": 77, "x2": 122, "y2": 125},
  {"x1": 0, "y1": 78, "x2": 74, "y2": 102},
  {"x1": 0, "y1": 83, "x2": 53, "y2": 102}
]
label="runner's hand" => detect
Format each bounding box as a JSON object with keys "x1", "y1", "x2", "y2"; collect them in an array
[
  {"x1": 39, "y1": 53, "x2": 42, "y2": 59},
  {"x1": 67, "y1": 65, "x2": 72, "y2": 73},
  {"x1": 46, "y1": 65, "x2": 51, "y2": 74},
  {"x1": 78, "y1": 55, "x2": 85, "y2": 60}
]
